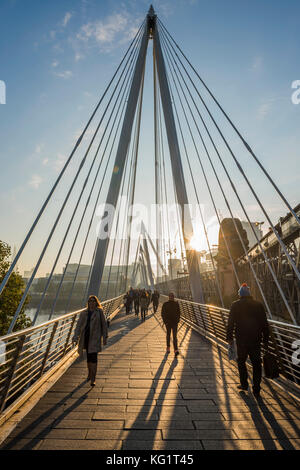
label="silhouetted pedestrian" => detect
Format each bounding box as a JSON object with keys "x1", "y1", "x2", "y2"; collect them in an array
[
  {"x1": 147, "y1": 289, "x2": 152, "y2": 308},
  {"x1": 151, "y1": 289, "x2": 160, "y2": 313},
  {"x1": 161, "y1": 292, "x2": 180, "y2": 356},
  {"x1": 133, "y1": 288, "x2": 140, "y2": 315},
  {"x1": 226, "y1": 283, "x2": 269, "y2": 399},
  {"x1": 140, "y1": 289, "x2": 148, "y2": 322},
  {"x1": 124, "y1": 292, "x2": 133, "y2": 315}
]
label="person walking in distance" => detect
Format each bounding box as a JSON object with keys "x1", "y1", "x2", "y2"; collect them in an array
[
  {"x1": 72, "y1": 295, "x2": 108, "y2": 386},
  {"x1": 151, "y1": 289, "x2": 160, "y2": 313},
  {"x1": 123, "y1": 291, "x2": 133, "y2": 315},
  {"x1": 161, "y1": 292, "x2": 180, "y2": 356},
  {"x1": 226, "y1": 283, "x2": 269, "y2": 399},
  {"x1": 128, "y1": 286, "x2": 134, "y2": 313},
  {"x1": 140, "y1": 289, "x2": 148, "y2": 322},
  {"x1": 133, "y1": 288, "x2": 140, "y2": 316}
]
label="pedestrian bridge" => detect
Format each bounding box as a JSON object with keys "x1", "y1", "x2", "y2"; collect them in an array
[{"x1": 0, "y1": 296, "x2": 299, "y2": 450}]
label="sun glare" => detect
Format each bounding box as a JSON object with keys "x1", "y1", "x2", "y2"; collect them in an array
[{"x1": 189, "y1": 235, "x2": 204, "y2": 252}]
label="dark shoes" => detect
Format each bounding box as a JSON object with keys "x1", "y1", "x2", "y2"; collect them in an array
[{"x1": 237, "y1": 385, "x2": 248, "y2": 391}]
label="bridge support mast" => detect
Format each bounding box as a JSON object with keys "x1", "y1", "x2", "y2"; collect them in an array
[
  {"x1": 88, "y1": 6, "x2": 204, "y2": 302},
  {"x1": 151, "y1": 7, "x2": 204, "y2": 303},
  {"x1": 87, "y1": 15, "x2": 150, "y2": 297}
]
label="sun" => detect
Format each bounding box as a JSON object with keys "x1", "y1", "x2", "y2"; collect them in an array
[{"x1": 189, "y1": 235, "x2": 204, "y2": 252}]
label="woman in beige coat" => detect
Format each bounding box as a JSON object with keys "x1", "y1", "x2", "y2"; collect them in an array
[{"x1": 72, "y1": 295, "x2": 108, "y2": 386}]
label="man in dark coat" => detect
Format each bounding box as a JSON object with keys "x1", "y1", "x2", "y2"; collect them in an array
[
  {"x1": 123, "y1": 292, "x2": 133, "y2": 315},
  {"x1": 161, "y1": 292, "x2": 180, "y2": 356},
  {"x1": 226, "y1": 283, "x2": 269, "y2": 398}
]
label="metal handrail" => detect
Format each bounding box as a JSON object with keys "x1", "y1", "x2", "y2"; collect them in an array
[
  {"x1": 160, "y1": 295, "x2": 300, "y2": 388},
  {"x1": 0, "y1": 294, "x2": 124, "y2": 414}
]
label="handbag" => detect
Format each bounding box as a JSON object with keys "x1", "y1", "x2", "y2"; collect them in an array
[{"x1": 263, "y1": 352, "x2": 280, "y2": 379}]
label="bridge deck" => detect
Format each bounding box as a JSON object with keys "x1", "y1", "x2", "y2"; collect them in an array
[{"x1": 1, "y1": 306, "x2": 300, "y2": 450}]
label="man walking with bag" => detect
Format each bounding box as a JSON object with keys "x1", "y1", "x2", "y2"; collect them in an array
[
  {"x1": 161, "y1": 292, "x2": 180, "y2": 356},
  {"x1": 226, "y1": 283, "x2": 269, "y2": 399}
]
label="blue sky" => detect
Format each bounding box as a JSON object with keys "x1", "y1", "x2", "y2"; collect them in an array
[{"x1": 0, "y1": 0, "x2": 299, "y2": 276}]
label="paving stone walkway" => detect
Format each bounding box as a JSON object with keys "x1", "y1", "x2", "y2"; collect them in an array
[{"x1": 1, "y1": 305, "x2": 300, "y2": 450}]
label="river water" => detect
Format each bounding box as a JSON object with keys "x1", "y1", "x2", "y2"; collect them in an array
[{"x1": 25, "y1": 308, "x2": 64, "y2": 325}]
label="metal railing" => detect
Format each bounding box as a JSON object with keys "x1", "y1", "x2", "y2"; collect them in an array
[
  {"x1": 0, "y1": 294, "x2": 124, "y2": 416},
  {"x1": 160, "y1": 295, "x2": 300, "y2": 388}
]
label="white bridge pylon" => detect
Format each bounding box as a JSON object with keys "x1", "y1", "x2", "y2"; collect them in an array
[{"x1": 88, "y1": 5, "x2": 205, "y2": 303}]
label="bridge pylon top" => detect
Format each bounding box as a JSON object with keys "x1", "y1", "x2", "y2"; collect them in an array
[
  {"x1": 147, "y1": 4, "x2": 157, "y2": 32},
  {"x1": 148, "y1": 5, "x2": 155, "y2": 16}
]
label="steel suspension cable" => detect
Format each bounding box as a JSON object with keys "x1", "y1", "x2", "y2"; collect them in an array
[
  {"x1": 164, "y1": 47, "x2": 224, "y2": 306},
  {"x1": 54, "y1": 30, "x2": 143, "y2": 312},
  {"x1": 160, "y1": 28, "x2": 297, "y2": 323},
  {"x1": 153, "y1": 49, "x2": 161, "y2": 282},
  {"x1": 54, "y1": 57, "x2": 137, "y2": 313},
  {"x1": 114, "y1": 139, "x2": 137, "y2": 296},
  {"x1": 158, "y1": 18, "x2": 300, "y2": 227},
  {"x1": 159, "y1": 28, "x2": 241, "y2": 287},
  {"x1": 104, "y1": 119, "x2": 136, "y2": 300},
  {"x1": 157, "y1": 84, "x2": 173, "y2": 287},
  {"x1": 74, "y1": 83, "x2": 135, "y2": 308},
  {"x1": 130, "y1": 233, "x2": 142, "y2": 286},
  {"x1": 160, "y1": 28, "x2": 283, "y2": 320},
  {"x1": 159, "y1": 23, "x2": 300, "y2": 285},
  {"x1": 160, "y1": 29, "x2": 272, "y2": 310},
  {"x1": 34, "y1": 38, "x2": 142, "y2": 323},
  {"x1": 120, "y1": 130, "x2": 139, "y2": 292},
  {"x1": 157, "y1": 89, "x2": 169, "y2": 281},
  {"x1": 81, "y1": 39, "x2": 144, "y2": 304},
  {"x1": 0, "y1": 20, "x2": 146, "y2": 301},
  {"x1": 123, "y1": 65, "x2": 146, "y2": 287},
  {"x1": 7, "y1": 29, "x2": 145, "y2": 333},
  {"x1": 155, "y1": 62, "x2": 168, "y2": 281}
]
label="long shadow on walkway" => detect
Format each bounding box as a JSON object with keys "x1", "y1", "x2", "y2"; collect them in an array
[{"x1": 1, "y1": 305, "x2": 299, "y2": 450}]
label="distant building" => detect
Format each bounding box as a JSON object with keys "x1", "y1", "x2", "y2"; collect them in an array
[
  {"x1": 168, "y1": 258, "x2": 182, "y2": 279},
  {"x1": 23, "y1": 267, "x2": 36, "y2": 284},
  {"x1": 241, "y1": 221, "x2": 263, "y2": 249},
  {"x1": 63, "y1": 264, "x2": 90, "y2": 283},
  {"x1": 62, "y1": 263, "x2": 135, "y2": 285}
]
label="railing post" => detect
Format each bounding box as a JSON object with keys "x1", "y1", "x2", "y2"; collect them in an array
[
  {"x1": 219, "y1": 308, "x2": 228, "y2": 340},
  {"x1": 38, "y1": 323, "x2": 58, "y2": 378},
  {"x1": 207, "y1": 306, "x2": 218, "y2": 338},
  {"x1": 269, "y1": 325, "x2": 290, "y2": 379},
  {"x1": 196, "y1": 303, "x2": 206, "y2": 332},
  {"x1": 62, "y1": 316, "x2": 77, "y2": 356},
  {"x1": 0, "y1": 335, "x2": 25, "y2": 413}
]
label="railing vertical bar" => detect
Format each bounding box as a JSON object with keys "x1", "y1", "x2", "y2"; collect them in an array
[
  {"x1": 0, "y1": 335, "x2": 26, "y2": 412},
  {"x1": 37, "y1": 323, "x2": 58, "y2": 379},
  {"x1": 62, "y1": 316, "x2": 77, "y2": 356}
]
